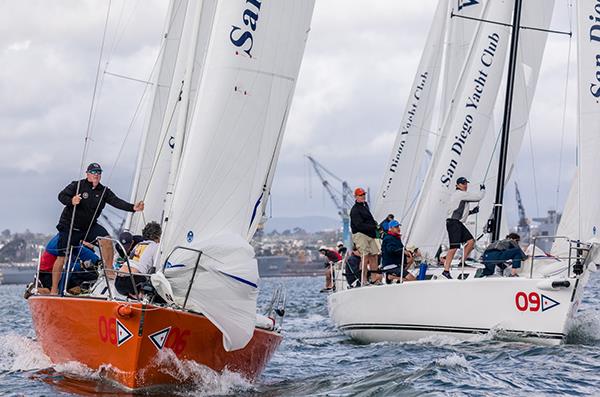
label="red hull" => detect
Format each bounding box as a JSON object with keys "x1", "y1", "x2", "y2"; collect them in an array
[{"x1": 28, "y1": 296, "x2": 282, "y2": 389}]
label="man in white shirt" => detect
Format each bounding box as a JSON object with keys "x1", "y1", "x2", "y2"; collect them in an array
[
  {"x1": 115, "y1": 221, "x2": 161, "y2": 297},
  {"x1": 443, "y1": 177, "x2": 485, "y2": 279}
]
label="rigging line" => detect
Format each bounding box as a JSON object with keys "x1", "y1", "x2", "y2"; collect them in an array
[
  {"x1": 104, "y1": 70, "x2": 155, "y2": 85},
  {"x1": 105, "y1": 0, "x2": 127, "y2": 64},
  {"x1": 64, "y1": 1, "x2": 113, "y2": 290},
  {"x1": 450, "y1": 12, "x2": 572, "y2": 37}
]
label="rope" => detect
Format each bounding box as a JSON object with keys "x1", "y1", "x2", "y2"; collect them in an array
[{"x1": 63, "y1": 1, "x2": 113, "y2": 294}]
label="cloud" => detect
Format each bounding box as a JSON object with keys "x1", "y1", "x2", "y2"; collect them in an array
[{"x1": 0, "y1": 0, "x2": 580, "y2": 234}]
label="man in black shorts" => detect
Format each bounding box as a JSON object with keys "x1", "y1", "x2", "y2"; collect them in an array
[
  {"x1": 443, "y1": 176, "x2": 485, "y2": 279},
  {"x1": 51, "y1": 162, "x2": 144, "y2": 294}
]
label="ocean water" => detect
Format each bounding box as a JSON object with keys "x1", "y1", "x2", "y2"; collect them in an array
[{"x1": 1, "y1": 273, "x2": 600, "y2": 396}]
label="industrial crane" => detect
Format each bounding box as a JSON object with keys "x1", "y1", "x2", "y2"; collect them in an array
[
  {"x1": 306, "y1": 155, "x2": 353, "y2": 249},
  {"x1": 515, "y1": 182, "x2": 530, "y2": 242}
]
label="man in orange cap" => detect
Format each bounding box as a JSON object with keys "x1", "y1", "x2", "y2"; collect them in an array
[{"x1": 350, "y1": 187, "x2": 380, "y2": 284}]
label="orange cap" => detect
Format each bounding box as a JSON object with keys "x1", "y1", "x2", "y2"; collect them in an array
[{"x1": 354, "y1": 187, "x2": 366, "y2": 196}]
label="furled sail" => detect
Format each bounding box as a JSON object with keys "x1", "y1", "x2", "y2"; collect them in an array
[
  {"x1": 373, "y1": 0, "x2": 448, "y2": 225},
  {"x1": 153, "y1": 0, "x2": 315, "y2": 351},
  {"x1": 554, "y1": 0, "x2": 600, "y2": 255},
  {"x1": 407, "y1": 0, "x2": 513, "y2": 255}
]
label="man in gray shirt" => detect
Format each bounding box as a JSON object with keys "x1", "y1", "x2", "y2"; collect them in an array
[{"x1": 443, "y1": 177, "x2": 485, "y2": 279}]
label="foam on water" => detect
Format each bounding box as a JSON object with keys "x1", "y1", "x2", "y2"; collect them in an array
[
  {"x1": 151, "y1": 348, "x2": 252, "y2": 396},
  {"x1": 434, "y1": 353, "x2": 470, "y2": 368},
  {"x1": 0, "y1": 333, "x2": 51, "y2": 372},
  {"x1": 566, "y1": 311, "x2": 600, "y2": 345}
]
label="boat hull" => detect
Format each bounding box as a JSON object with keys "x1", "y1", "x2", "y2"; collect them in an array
[
  {"x1": 28, "y1": 296, "x2": 282, "y2": 389},
  {"x1": 328, "y1": 275, "x2": 587, "y2": 346}
]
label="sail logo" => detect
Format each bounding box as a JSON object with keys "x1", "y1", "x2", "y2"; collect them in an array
[
  {"x1": 587, "y1": 0, "x2": 600, "y2": 98},
  {"x1": 440, "y1": 32, "x2": 499, "y2": 187},
  {"x1": 230, "y1": 0, "x2": 262, "y2": 57},
  {"x1": 457, "y1": 0, "x2": 479, "y2": 11}
]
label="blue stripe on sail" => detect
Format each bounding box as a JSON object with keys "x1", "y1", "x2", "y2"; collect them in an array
[
  {"x1": 248, "y1": 192, "x2": 264, "y2": 231},
  {"x1": 219, "y1": 271, "x2": 258, "y2": 288}
]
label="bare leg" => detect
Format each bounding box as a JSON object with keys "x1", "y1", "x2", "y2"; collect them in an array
[
  {"x1": 462, "y1": 239, "x2": 475, "y2": 261},
  {"x1": 50, "y1": 256, "x2": 66, "y2": 295},
  {"x1": 365, "y1": 255, "x2": 381, "y2": 282},
  {"x1": 325, "y1": 265, "x2": 333, "y2": 289},
  {"x1": 444, "y1": 248, "x2": 458, "y2": 272},
  {"x1": 99, "y1": 239, "x2": 115, "y2": 279},
  {"x1": 360, "y1": 253, "x2": 367, "y2": 285}
]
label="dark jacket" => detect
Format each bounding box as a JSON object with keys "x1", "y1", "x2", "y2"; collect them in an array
[
  {"x1": 381, "y1": 232, "x2": 404, "y2": 267},
  {"x1": 57, "y1": 179, "x2": 135, "y2": 232},
  {"x1": 350, "y1": 201, "x2": 378, "y2": 238}
]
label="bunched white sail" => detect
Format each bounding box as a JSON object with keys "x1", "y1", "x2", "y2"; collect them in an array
[{"x1": 153, "y1": 0, "x2": 315, "y2": 351}]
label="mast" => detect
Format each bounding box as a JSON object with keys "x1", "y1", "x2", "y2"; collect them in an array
[{"x1": 491, "y1": 0, "x2": 523, "y2": 242}]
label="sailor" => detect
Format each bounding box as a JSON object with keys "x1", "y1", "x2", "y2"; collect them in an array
[
  {"x1": 350, "y1": 187, "x2": 381, "y2": 283},
  {"x1": 344, "y1": 244, "x2": 362, "y2": 287},
  {"x1": 336, "y1": 241, "x2": 347, "y2": 257},
  {"x1": 379, "y1": 213, "x2": 395, "y2": 233},
  {"x1": 51, "y1": 162, "x2": 144, "y2": 294},
  {"x1": 381, "y1": 220, "x2": 416, "y2": 283},
  {"x1": 481, "y1": 233, "x2": 526, "y2": 277},
  {"x1": 114, "y1": 231, "x2": 144, "y2": 270},
  {"x1": 115, "y1": 221, "x2": 161, "y2": 297},
  {"x1": 318, "y1": 245, "x2": 342, "y2": 292},
  {"x1": 443, "y1": 176, "x2": 485, "y2": 279}
]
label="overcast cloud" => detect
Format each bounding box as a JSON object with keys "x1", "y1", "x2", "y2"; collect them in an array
[{"x1": 0, "y1": 0, "x2": 577, "y2": 234}]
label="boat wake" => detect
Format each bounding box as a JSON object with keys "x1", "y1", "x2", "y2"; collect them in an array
[
  {"x1": 566, "y1": 312, "x2": 600, "y2": 345},
  {"x1": 0, "y1": 333, "x2": 51, "y2": 372}
]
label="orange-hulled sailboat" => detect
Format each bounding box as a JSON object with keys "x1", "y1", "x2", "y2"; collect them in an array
[{"x1": 27, "y1": 0, "x2": 315, "y2": 390}]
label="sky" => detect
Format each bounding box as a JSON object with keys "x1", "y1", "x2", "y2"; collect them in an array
[{"x1": 0, "y1": 0, "x2": 578, "y2": 234}]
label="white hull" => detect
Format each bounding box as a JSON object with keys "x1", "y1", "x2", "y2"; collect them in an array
[{"x1": 329, "y1": 260, "x2": 592, "y2": 346}]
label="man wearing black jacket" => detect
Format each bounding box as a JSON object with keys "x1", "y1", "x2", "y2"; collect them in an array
[
  {"x1": 51, "y1": 162, "x2": 144, "y2": 294},
  {"x1": 350, "y1": 187, "x2": 380, "y2": 283}
]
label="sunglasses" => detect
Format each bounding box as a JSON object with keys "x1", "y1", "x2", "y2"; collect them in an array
[{"x1": 88, "y1": 170, "x2": 102, "y2": 175}]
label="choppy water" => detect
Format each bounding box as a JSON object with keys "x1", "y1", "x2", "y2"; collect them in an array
[{"x1": 1, "y1": 272, "x2": 600, "y2": 396}]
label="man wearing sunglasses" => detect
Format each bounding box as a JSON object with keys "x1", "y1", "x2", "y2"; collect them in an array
[{"x1": 50, "y1": 162, "x2": 144, "y2": 294}]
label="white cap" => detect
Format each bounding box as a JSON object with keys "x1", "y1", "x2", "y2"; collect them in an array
[
  {"x1": 319, "y1": 245, "x2": 328, "y2": 251},
  {"x1": 336, "y1": 241, "x2": 344, "y2": 247}
]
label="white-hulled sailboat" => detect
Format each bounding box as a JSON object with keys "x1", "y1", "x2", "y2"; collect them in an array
[
  {"x1": 329, "y1": 0, "x2": 599, "y2": 345},
  {"x1": 28, "y1": 0, "x2": 315, "y2": 389}
]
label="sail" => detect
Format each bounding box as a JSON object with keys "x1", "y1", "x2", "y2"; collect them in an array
[
  {"x1": 407, "y1": 0, "x2": 513, "y2": 255},
  {"x1": 128, "y1": 0, "x2": 189, "y2": 233},
  {"x1": 440, "y1": 0, "x2": 487, "y2": 123},
  {"x1": 466, "y1": 0, "x2": 555, "y2": 241},
  {"x1": 554, "y1": 0, "x2": 600, "y2": 254},
  {"x1": 128, "y1": 1, "x2": 218, "y2": 234},
  {"x1": 373, "y1": 0, "x2": 448, "y2": 225},
  {"x1": 155, "y1": 0, "x2": 315, "y2": 351}
]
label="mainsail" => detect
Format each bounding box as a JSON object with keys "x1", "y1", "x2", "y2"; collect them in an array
[
  {"x1": 373, "y1": 0, "x2": 448, "y2": 224},
  {"x1": 407, "y1": 0, "x2": 513, "y2": 255},
  {"x1": 153, "y1": 0, "x2": 315, "y2": 351},
  {"x1": 554, "y1": 0, "x2": 600, "y2": 254}
]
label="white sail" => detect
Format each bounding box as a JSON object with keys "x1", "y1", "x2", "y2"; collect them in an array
[
  {"x1": 373, "y1": 0, "x2": 448, "y2": 225},
  {"x1": 128, "y1": 0, "x2": 189, "y2": 233},
  {"x1": 440, "y1": 0, "x2": 487, "y2": 123},
  {"x1": 554, "y1": 0, "x2": 600, "y2": 254},
  {"x1": 129, "y1": 1, "x2": 219, "y2": 234},
  {"x1": 155, "y1": 0, "x2": 315, "y2": 351},
  {"x1": 407, "y1": 0, "x2": 513, "y2": 255},
  {"x1": 467, "y1": 0, "x2": 555, "y2": 241}
]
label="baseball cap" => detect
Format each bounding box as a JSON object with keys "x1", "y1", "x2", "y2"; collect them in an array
[
  {"x1": 86, "y1": 162, "x2": 103, "y2": 173},
  {"x1": 406, "y1": 244, "x2": 417, "y2": 253},
  {"x1": 319, "y1": 245, "x2": 328, "y2": 251},
  {"x1": 119, "y1": 231, "x2": 133, "y2": 246},
  {"x1": 337, "y1": 241, "x2": 344, "y2": 247},
  {"x1": 456, "y1": 176, "x2": 469, "y2": 185},
  {"x1": 388, "y1": 220, "x2": 401, "y2": 228},
  {"x1": 354, "y1": 187, "x2": 366, "y2": 196}
]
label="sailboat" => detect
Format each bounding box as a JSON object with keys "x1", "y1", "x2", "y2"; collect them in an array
[
  {"x1": 329, "y1": 0, "x2": 599, "y2": 345},
  {"x1": 27, "y1": 0, "x2": 315, "y2": 390}
]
